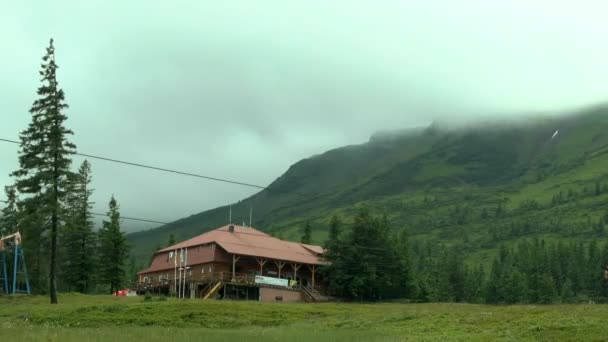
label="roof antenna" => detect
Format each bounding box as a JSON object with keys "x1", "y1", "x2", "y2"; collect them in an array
[{"x1": 229, "y1": 205, "x2": 232, "y2": 224}]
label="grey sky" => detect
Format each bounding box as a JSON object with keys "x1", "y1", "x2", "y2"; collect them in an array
[{"x1": 2, "y1": 1, "x2": 608, "y2": 232}]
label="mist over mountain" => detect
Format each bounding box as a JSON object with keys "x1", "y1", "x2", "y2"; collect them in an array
[{"x1": 127, "y1": 106, "x2": 608, "y2": 265}]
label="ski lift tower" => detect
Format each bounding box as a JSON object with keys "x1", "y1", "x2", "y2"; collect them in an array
[{"x1": 0, "y1": 231, "x2": 31, "y2": 295}]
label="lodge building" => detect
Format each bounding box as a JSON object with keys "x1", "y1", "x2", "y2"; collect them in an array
[{"x1": 137, "y1": 224, "x2": 328, "y2": 302}]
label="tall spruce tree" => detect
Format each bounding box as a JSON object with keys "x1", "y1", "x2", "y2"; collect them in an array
[
  {"x1": 11, "y1": 39, "x2": 76, "y2": 303},
  {"x1": 0, "y1": 186, "x2": 19, "y2": 235},
  {"x1": 322, "y1": 215, "x2": 344, "y2": 297},
  {"x1": 98, "y1": 196, "x2": 129, "y2": 294},
  {"x1": 301, "y1": 221, "x2": 312, "y2": 244},
  {"x1": 325, "y1": 215, "x2": 342, "y2": 256},
  {"x1": 62, "y1": 160, "x2": 96, "y2": 293},
  {"x1": 395, "y1": 228, "x2": 414, "y2": 298}
]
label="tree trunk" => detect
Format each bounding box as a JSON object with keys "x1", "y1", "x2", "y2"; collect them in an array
[
  {"x1": 50, "y1": 151, "x2": 59, "y2": 304},
  {"x1": 81, "y1": 235, "x2": 86, "y2": 293},
  {"x1": 81, "y1": 180, "x2": 88, "y2": 294},
  {"x1": 50, "y1": 204, "x2": 58, "y2": 304}
]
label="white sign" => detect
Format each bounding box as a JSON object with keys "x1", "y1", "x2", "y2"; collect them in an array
[{"x1": 254, "y1": 275, "x2": 288, "y2": 287}]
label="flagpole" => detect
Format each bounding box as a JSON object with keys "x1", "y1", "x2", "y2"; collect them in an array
[
  {"x1": 183, "y1": 248, "x2": 188, "y2": 298},
  {"x1": 178, "y1": 248, "x2": 183, "y2": 298},
  {"x1": 173, "y1": 248, "x2": 177, "y2": 297}
]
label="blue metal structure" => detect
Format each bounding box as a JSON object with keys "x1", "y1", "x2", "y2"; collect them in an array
[
  {"x1": 12, "y1": 245, "x2": 30, "y2": 294},
  {"x1": 0, "y1": 250, "x2": 8, "y2": 294},
  {"x1": 0, "y1": 232, "x2": 30, "y2": 295}
]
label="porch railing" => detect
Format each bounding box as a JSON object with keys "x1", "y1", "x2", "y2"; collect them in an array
[{"x1": 137, "y1": 271, "x2": 328, "y2": 294}]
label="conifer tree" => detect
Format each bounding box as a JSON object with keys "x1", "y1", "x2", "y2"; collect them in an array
[
  {"x1": 98, "y1": 196, "x2": 129, "y2": 294},
  {"x1": 537, "y1": 273, "x2": 557, "y2": 304},
  {"x1": 0, "y1": 186, "x2": 19, "y2": 235},
  {"x1": 485, "y1": 257, "x2": 503, "y2": 304},
  {"x1": 321, "y1": 215, "x2": 344, "y2": 297},
  {"x1": 11, "y1": 39, "x2": 76, "y2": 303},
  {"x1": 561, "y1": 278, "x2": 575, "y2": 303},
  {"x1": 62, "y1": 160, "x2": 96, "y2": 293},
  {"x1": 168, "y1": 233, "x2": 176, "y2": 246},
  {"x1": 327, "y1": 215, "x2": 341, "y2": 249},
  {"x1": 322, "y1": 208, "x2": 406, "y2": 301},
  {"x1": 127, "y1": 255, "x2": 139, "y2": 283},
  {"x1": 0, "y1": 186, "x2": 19, "y2": 286},
  {"x1": 301, "y1": 221, "x2": 312, "y2": 244},
  {"x1": 396, "y1": 228, "x2": 414, "y2": 298}
]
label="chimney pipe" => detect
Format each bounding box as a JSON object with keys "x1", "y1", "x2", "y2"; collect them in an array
[{"x1": 229, "y1": 224, "x2": 235, "y2": 233}]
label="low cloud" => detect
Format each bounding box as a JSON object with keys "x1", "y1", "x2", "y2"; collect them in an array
[{"x1": 1, "y1": 1, "x2": 608, "y2": 231}]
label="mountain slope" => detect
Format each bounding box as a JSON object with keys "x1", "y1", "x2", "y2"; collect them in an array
[{"x1": 128, "y1": 107, "x2": 608, "y2": 263}]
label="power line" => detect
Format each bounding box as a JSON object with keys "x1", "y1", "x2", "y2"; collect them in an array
[
  {"x1": 0, "y1": 137, "x2": 326, "y2": 228},
  {"x1": 0, "y1": 189, "x2": 166, "y2": 223},
  {"x1": 0, "y1": 137, "x2": 313, "y2": 227},
  {"x1": 0, "y1": 137, "x2": 266, "y2": 190},
  {"x1": 0, "y1": 199, "x2": 167, "y2": 224},
  {"x1": 0, "y1": 136, "x2": 329, "y2": 202},
  {"x1": 91, "y1": 212, "x2": 169, "y2": 225}
]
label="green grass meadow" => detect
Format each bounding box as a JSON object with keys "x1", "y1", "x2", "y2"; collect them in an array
[{"x1": 1, "y1": 294, "x2": 607, "y2": 341}]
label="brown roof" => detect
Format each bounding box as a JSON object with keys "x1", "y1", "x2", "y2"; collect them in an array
[
  {"x1": 156, "y1": 225, "x2": 325, "y2": 265},
  {"x1": 300, "y1": 243, "x2": 325, "y2": 255},
  {"x1": 138, "y1": 243, "x2": 223, "y2": 274}
]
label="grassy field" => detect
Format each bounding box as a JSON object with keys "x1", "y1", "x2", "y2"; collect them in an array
[{"x1": 0, "y1": 294, "x2": 607, "y2": 341}]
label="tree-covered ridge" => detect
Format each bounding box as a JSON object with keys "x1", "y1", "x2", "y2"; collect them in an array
[{"x1": 127, "y1": 108, "x2": 608, "y2": 265}]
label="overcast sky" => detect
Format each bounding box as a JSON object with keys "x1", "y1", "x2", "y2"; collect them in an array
[{"x1": 2, "y1": 1, "x2": 608, "y2": 232}]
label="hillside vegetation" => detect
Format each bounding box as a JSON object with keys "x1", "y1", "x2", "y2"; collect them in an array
[{"x1": 128, "y1": 107, "x2": 608, "y2": 269}]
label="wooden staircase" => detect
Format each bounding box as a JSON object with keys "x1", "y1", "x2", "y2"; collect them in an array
[
  {"x1": 202, "y1": 280, "x2": 223, "y2": 300},
  {"x1": 301, "y1": 286, "x2": 329, "y2": 302}
]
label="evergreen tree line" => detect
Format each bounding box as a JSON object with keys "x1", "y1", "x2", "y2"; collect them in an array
[
  {"x1": 321, "y1": 207, "x2": 608, "y2": 304},
  {"x1": 321, "y1": 208, "x2": 413, "y2": 301},
  {"x1": 0, "y1": 39, "x2": 129, "y2": 302}
]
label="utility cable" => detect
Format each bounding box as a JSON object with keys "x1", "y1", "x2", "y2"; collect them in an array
[{"x1": 0, "y1": 138, "x2": 266, "y2": 189}]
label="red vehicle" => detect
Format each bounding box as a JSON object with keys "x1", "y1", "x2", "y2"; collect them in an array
[{"x1": 112, "y1": 289, "x2": 128, "y2": 296}]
